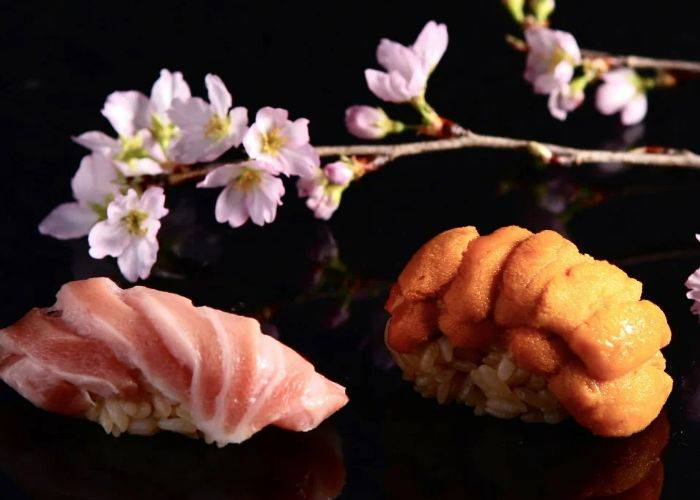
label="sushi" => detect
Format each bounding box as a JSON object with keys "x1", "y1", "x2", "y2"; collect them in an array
[
  {"x1": 385, "y1": 226, "x2": 672, "y2": 436},
  {"x1": 0, "y1": 277, "x2": 348, "y2": 446}
]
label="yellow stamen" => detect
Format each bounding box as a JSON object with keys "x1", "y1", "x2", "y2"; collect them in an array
[
  {"x1": 204, "y1": 114, "x2": 231, "y2": 141},
  {"x1": 260, "y1": 127, "x2": 287, "y2": 155},
  {"x1": 235, "y1": 167, "x2": 262, "y2": 192},
  {"x1": 122, "y1": 210, "x2": 148, "y2": 236}
]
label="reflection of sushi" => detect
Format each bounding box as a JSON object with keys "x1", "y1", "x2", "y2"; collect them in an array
[
  {"x1": 385, "y1": 226, "x2": 672, "y2": 436},
  {"x1": 0, "y1": 398, "x2": 346, "y2": 499},
  {"x1": 383, "y1": 406, "x2": 668, "y2": 500},
  {"x1": 0, "y1": 277, "x2": 347, "y2": 445}
]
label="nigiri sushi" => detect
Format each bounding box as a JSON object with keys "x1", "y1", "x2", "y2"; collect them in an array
[
  {"x1": 385, "y1": 226, "x2": 672, "y2": 437},
  {"x1": 0, "y1": 277, "x2": 348, "y2": 446}
]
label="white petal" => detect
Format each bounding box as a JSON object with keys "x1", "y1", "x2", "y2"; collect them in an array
[
  {"x1": 71, "y1": 154, "x2": 119, "y2": 205},
  {"x1": 257, "y1": 171, "x2": 285, "y2": 200},
  {"x1": 254, "y1": 107, "x2": 288, "y2": 133},
  {"x1": 73, "y1": 131, "x2": 119, "y2": 155},
  {"x1": 205, "y1": 74, "x2": 232, "y2": 117},
  {"x1": 116, "y1": 157, "x2": 163, "y2": 177},
  {"x1": 102, "y1": 91, "x2": 151, "y2": 136},
  {"x1": 215, "y1": 186, "x2": 249, "y2": 227},
  {"x1": 376, "y1": 39, "x2": 422, "y2": 79},
  {"x1": 282, "y1": 143, "x2": 320, "y2": 178},
  {"x1": 117, "y1": 238, "x2": 158, "y2": 282},
  {"x1": 150, "y1": 69, "x2": 191, "y2": 116},
  {"x1": 38, "y1": 203, "x2": 97, "y2": 240},
  {"x1": 621, "y1": 94, "x2": 648, "y2": 126},
  {"x1": 412, "y1": 20, "x2": 448, "y2": 73},
  {"x1": 197, "y1": 164, "x2": 241, "y2": 188},
  {"x1": 88, "y1": 221, "x2": 130, "y2": 258},
  {"x1": 139, "y1": 187, "x2": 169, "y2": 219},
  {"x1": 284, "y1": 118, "x2": 310, "y2": 147},
  {"x1": 596, "y1": 81, "x2": 637, "y2": 115},
  {"x1": 242, "y1": 125, "x2": 264, "y2": 158},
  {"x1": 167, "y1": 97, "x2": 211, "y2": 130},
  {"x1": 228, "y1": 106, "x2": 249, "y2": 147},
  {"x1": 168, "y1": 134, "x2": 212, "y2": 165}
]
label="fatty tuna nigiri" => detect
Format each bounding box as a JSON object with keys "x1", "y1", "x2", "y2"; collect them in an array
[{"x1": 0, "y1": 278, "x2": 348, "y2": 446}]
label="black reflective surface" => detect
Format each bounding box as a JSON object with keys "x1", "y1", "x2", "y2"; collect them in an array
[{"x1": 2, "y1": 1, "x2": 700, "y2": 498}]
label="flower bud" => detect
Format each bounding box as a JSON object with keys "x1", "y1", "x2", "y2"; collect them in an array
[
  {"x1": 324, "y1": 161, "x2": 354, "y2": 185},
  {"x1": 503, "y1": 0, "x2": 526, "y2": 22},
  {"x1": 345, "y1": 106, "x2": 400, "y2": 139},
  {"x1": 530, "y1": 0, "x2": 555, "y2": 23}
]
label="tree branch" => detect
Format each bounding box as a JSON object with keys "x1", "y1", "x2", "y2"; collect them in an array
[
  {"x1": 580, "y1": 49, "x2": 700, "y2": 74},
  {"x1": 168, "y1": 129, "x2": 700, "y2": 186}
]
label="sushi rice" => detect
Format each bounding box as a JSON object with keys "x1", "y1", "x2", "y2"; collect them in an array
[
  {"x1": 386, "y1": 320, "x2": 567, "y2": 424},
  {"x1": 85, "y1": 393, "x2": 198, "y2": 439}
]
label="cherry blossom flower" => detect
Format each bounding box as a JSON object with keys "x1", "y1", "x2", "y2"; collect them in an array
[
  {"x1": 524, "y1": 27, "x2": 581, "y2": 95},
  {"x1": 197, "y1": 161, "x2": 284, "y2": 228},
  {"x1": 365, "y1": 20, "x2": 448, "y2": 103},
  {"x1": 88, "y1": 187, "x2": 168, "y2": 282},
  {"x1": 297, "y1": 162, "x2": 354, "y2": 220},
  {"x1": 242, "y1": 107, "x2": 319, "y2": 178},
  {"x1": 39, "y1": 154, "x2": 121, "y2": 239},
  {"x1": 548, "y1": 83, "x2": 584, "y2": 121},
  {"x1": 149, "y1": 69, "x2": 191, "y2": 150},
  {"x1": 595, "y1": 68, "x2": 648, "y2": 125},
  {"x1": 74, "y1": 90, "x2": 165, "y2": 177},
  {"x1": 686, "y1": 235, "x2": 700, "y2": 318},
  {"x1": 168, "y1": 74, "x2": 248, "y2": 164},
  {"x1": 345, "y1": 106, "x2": 402, "y2": 139}
]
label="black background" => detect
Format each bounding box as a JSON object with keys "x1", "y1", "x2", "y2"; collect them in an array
[{"x1": 1, "y1": 1, "x2": 700, "y2": 498}]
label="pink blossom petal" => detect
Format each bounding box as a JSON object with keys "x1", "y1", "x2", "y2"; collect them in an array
[
  {"x1": 282, "y1": 143, "x2": 320, "y2": 178},
  {"x1": 150, "y1": 69, "x2": 191, "y2": 117},
  {"x1": 139, "y1": 187, "x2": 169, "y2": 219},
  {"x1": 365, "y1": 69, "x2": 414, "y2": 103},
  {"x1": 71, "y1": 154, "x2": 118, "y2": 205},
  {"x1": 38, "y1": 202, "x2": 98, "y2": 240},
  {"x1": 102, "y1": 91, "x2": 151, "y2": 137},
  {"x1": 596, "y1": 80, "x2": 637, "y2": 115},
  {"x1": 377, "y1": 39, "x2": 423, "y2": 80},
  {"x1": 412, "y1": 20, "x2": 448, "y2": 73},
  {"x1": 116, "y1": 157, "x2": 163, "y2": 177},
  {"x1": 167, "y1": 97, "x2": 211, "y2": 129},
  {"x1": 284, "y1": 118, "x2": 310, "y2": 147},
  {"x1": 227, "y1": 106, "x2": 249, "y2": 147},
  {"x1": 88, "y1": 221, "x2": 130, "y2": 258},
  {"x1": 205, "y1": 74, "x2": 233, "y2": 117},
  {"x1": 216, "y1": 186, "x2": 248, "y2": 227},
  {"x1": 255, "y1": 107, "x2": 288, "y2": 134},
  {"x1": 621, "y1": 93, "x2": 648, "y2": 125},
  {"x1": 117, "y1": 238, "x2": 158, "y2": 282},
  {"x1": 198, "y1": 164, "x2": 241, "y2": 188},
  {"x1": 242, "y1": 125, "x2": 264, "y2": 158},
  {"x1": 73, "y1": 131, "x2": 120, "y2": 155}
]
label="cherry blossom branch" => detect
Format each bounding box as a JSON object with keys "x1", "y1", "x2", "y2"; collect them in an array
[
  {"x1": 168, "y1": 128, "x2": 700, "y2": 186},
  {"x1": 579, "y1": 49, "x2": 700, "y2": 74}
]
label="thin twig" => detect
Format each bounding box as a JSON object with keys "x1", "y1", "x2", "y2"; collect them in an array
[
  {"x1": 168, "y1": 129, "x2": 700, "y2": 186},
  {"x1": 581, "y1": 49, "x2": 700, "y2": 73}
]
